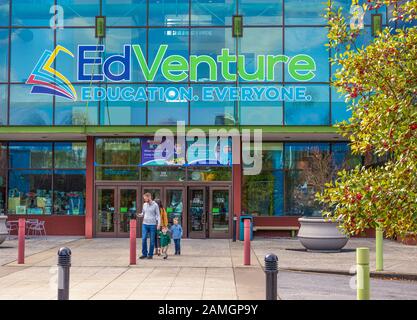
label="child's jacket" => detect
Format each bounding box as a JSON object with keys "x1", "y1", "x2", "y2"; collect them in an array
[{"x1": 158, "y1": 230, "x2": 171, "y2": 247}]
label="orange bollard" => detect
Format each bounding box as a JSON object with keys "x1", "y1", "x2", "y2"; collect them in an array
[
  {"x1": 243, "y1": 218, "x2": 251, "y2": 265},
  {"x1": 129, "y1": 219, "x2": 137, "y2": 265},
  {"x1": 18, "y1": 218, "x2": 25, "y2": 264}
]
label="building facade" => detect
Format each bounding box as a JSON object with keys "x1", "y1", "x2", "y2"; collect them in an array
[{"x1": 0, "y1": 0, "x2": 399, "y2": 238}]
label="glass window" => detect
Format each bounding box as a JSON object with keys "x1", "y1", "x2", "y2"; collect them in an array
[
  {"x1": 9, "y1": 84, "x2": 53, "y2": 125},
  {"x1": 11, "y1": 28, "x2": 54, "y2": 82},
  {"x1": 53, "y1": 170, "x2": 85, "y2": 215},
  {"x1": 191, "y1": 28, "x2": 235, "y2": 82},
  {"x1": 334, "y1": 0, "x2": 387, "y2": 26},
  {"x1": 149, "y1": 0, "x2": 189, "y2": 26},
  {"x1": 239, "y1": 27, "x2": 282, "y2": 82},
  {"x1": 0, "y1": 0, "x2": 9, "y2": 26},
  {"x1": 187, "y1": 166, "x2": 232, "y2": 181},
  {"x1": 284, "y1": 143, "x2": 330, "y2": 169},
  {"x1": 148, "y1": 28, "x2": 189, "y2": 82},
  {"x1": 191, "y1": 0, "x2": 235, "y2": 26},
  {"x1": 0, "y1": 30, "x2": 8, "y2": 82},
  {"x1": 56, "y1": 28, "x2": 97, "y2": 83},
  {"x1": 100, "y1": 85, "x2": 146, "y2": 125},
  {"x1": 187, "y1": 137, "x2": 232, "y2": 166},
  {"x1": 284, "y1": 27, "x2": 329, "y2": 82},
  {"x1": 12, "y1": 0, "x2": 53, "y2": 26},
  {"x1": 242, "y1": 171, "x2": 284, "y2": 216},
  {"x1": 54, "y1": 142, "x2": 87, "y2": 168},
  {"x1": 0, "y1": 85, "x2": 7, "y2": 125},
  {"x1": 238, "y1": 0, "x2": 282, "y2": 25},
  {"x1": 95, "y1": 138, "x2": 141, "y2": 165},
  {"x1": 95, "y1": 166, "x2": 139, "y2": 181},
  {"x1": 285, "y1": 85, "x2": 330, "y2": 125},
  {"x1": 9, "y1": 142, "x2": 53, "y2": 169},
  {"x1": 148, "y1": 85, "x2": 189, "y2": 125},
  {"x1": 104, "y1": 28, "x2": 146, "y2": 82},
  {"x1": 239, "y1": 85, "x2": 283, "y2": 125},
  {"x1": 55, "y1": 85, "x2": 99, "y2": 125},
  {"x1": 141, "y1": 166, "x2": 186, "y2": 182},
  {"x1": 103, "y1": 0, "x2": 146, "y2": 26},
  {"x1": 0, "y1": 143, "x2": 6, "y2": 214},
  {"x1": 331, "y1": 86, "x2": 351, "y2": 124},
  {"x1": 332, "y1": 142, "x2": 361, "y2": 169},
  {"x1": 58, "y1": 0, "x2": 100, "y2": 26},
  {"x1": 284, "y1": 169, "x2": 322, "y2": 216},
  {"x1": 285, "y1": 0, "x2": 328, "y2": 25},
  {"x1": 190, "y1": 85, "x2": 236, "y2": 125},
  {"x1": 8, "y1": 169, "x2": 53, "y2": 215}
]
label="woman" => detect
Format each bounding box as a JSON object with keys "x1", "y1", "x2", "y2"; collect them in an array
[{"x1": 154, "y1": 198, "x2": 168, "y2": 256}]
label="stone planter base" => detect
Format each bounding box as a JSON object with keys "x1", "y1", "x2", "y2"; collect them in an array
[
  {"x1": 298, "y1": 217, "x2": 349, "y2": 252},
  {"x1": 0, "y1": 215, "x2": 7, "y2": 245}
]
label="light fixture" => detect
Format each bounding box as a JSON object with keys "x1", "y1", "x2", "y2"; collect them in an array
[
  {"x1": 95, "y1": 16, "x2": 106, "y2": 38},
  {"x1": 232, "y1": 15, "x2": 243, "y2": 38}
]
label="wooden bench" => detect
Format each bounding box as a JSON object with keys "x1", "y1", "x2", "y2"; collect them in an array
[{"x1": 253, "y1": 226, "x2": 300, "y2": 238}]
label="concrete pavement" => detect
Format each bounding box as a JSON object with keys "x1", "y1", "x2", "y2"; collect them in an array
[{"x1": 0, "y1": 237, "x2": 416, "y2": 300}]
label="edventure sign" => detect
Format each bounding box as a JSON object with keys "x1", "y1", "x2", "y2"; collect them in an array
[{"x1": 27, "y1": 45, "x2": 317, "y2": 102}]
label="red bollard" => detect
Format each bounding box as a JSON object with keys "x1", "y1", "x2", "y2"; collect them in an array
[
  {"x1": 243, "y1": 218, "x2": 251, "y2": 265},
  {"x1": 18, "y1": 218, "x2": 25, "y2": 264},
  {"x1": 129, "y1": 219, "x2": 137, "y2": 265}
]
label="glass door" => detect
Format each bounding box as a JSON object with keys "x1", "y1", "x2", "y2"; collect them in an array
[
  {"x1": 209, "y1": 187, "x2": 231, "y2": 238},
  {"x1": 96, "y1": 186, "x2": 138, "y2": 237},
  {"x1": 96, "y1": 187, "x2": 116, "y2": 236},
  {"x1": 165, "y1": 188, "x2": 184, "y2": 226},
  {"x1": 188, "y1": 188, "x2": 206, "y2": 238},
  {"x1": 117, "y1": 188, "x2": 138, "y2": 236}
]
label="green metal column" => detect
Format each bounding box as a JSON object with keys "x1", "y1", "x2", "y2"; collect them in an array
[
  {"x1": 376, "y1": 226, "x2": 384, "y2": 271},
  {"x1": 356, "y1": 247, "x2": 370, "y2": 300}
]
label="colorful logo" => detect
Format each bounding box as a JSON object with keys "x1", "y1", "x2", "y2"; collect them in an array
[{"x1": 26, "y1": 45, "x2": 77, "y2": 101}]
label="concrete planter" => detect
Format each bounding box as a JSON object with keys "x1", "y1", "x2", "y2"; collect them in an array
[
  {"x1": 0, "y1": 215, "x2": 7, "y2": 245},
  {"x1": 298, "y1": 217, "x2": 349, "y2": 252}
]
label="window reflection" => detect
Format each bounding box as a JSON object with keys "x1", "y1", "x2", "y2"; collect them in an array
[
  {"x1": 238, "y1": 0, "x2": 282, "y2": 25},
  {"x1": 54, "y1": 170, "x2": 85, "y2": 215},
  {"x1": 103, "y1": 0, "x2": 146, "y2": 26},
  {"x1": 191, "y1": 0, "x2": 235, "y2": 26},
  {"x1": 285, "y1": 85, "x2": 330, "y2": 125},
  {"x1": 10, "y1": 28, "x2": 53, "y2": 82},
  {"x1": 149, "y1": 0, "x2": 189, "y2": 26},
  {"x1": 9, "y1": 85, "x2": 53, "y2": 125},
  {"x1": 12, "y1": 0, "x2": 53, "y2": 26},
  {"x1": 0, "y1": 30, "x2": 8, "y2": 82},
  {"x1": 58, "y1": 0, "x2": 100, "y2": 26},
  {"x1": 285, "y1": 0, "x2": 328, "y2": 25},
  {"x1": 284, "y1": 27, "x2": 329, "y2": 82},
  {"x1": 8, "y1": 170, "x2": 53, "y2": 215},
  {"x1": 9, "y1": 142, "x2": 53, "y2": 169}
]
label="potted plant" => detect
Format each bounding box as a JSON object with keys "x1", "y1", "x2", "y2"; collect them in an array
[{"x1": 296, "y1": 150, "x2": 350, "y2": 252}]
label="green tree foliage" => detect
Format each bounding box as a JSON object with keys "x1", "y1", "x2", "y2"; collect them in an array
[{"x1": 318, "y1": 0, "x2": 417, "y2": 238}]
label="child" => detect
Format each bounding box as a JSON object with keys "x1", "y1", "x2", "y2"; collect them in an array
[
  {"x1": 170, "y1": 218, "x2": 183, "y2": 255},
  {"x1": 158, "y1": 226, "x2": 171, "y2": 259}
]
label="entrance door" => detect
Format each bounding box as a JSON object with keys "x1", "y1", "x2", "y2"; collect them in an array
[
  {"x1": 188, "y1": 188, "x2": 206, "y2": 238},
  {"x1": 96, "y1": 186, "x2": 138, "y2": 237},
  {"x1": 209, "y1": 187, "x2": 231, "y2": 238},
  {"x1": 188, "y1": 186, "x2": 231, "y2": 239},
  {"x1": 139, "y1": 186, "x2": 185, "y2": 236}
]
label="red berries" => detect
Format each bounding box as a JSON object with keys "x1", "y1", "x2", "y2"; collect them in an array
[
  {"x1": 356, "y1": 193, "x2": 363, "y2": 201},
  {"x1": 410, "y1": 123, "x2": 417, "y2": 130}
]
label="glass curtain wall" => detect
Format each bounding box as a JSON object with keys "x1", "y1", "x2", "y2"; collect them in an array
[
  {"x1": 242, "y1": 142, "x2": 361, "y2": 216},
  {"x1": 6, "y1": 142, "x2": 86, "y2": 215},
  {"x1": 0, "y1": 0, "x2": 388, "y2": 126}
]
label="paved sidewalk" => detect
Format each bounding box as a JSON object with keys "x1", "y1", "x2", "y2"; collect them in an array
[{"x1": 0, "y1": 237, "x2": 416, "y2": 299}]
